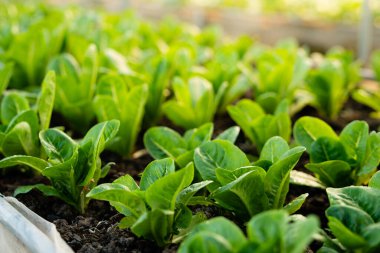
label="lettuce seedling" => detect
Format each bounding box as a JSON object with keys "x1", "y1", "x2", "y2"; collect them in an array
[
  {"x1": 178, "y1": 210, "x2": 319, "y2": 253},
  {"x1": 163, "y1": 76, "x2": 220, "y2": 129},
  {"x1": 352, "y1": 86, "x2": 380, "y2": 119},
  {"x1": 93, "y1": 74, "x2": 148, "y2": 157},
  {"x1": 87, "y1": 159, "x2": 212, "y2": 246},
  {"x1": 144, "y1": 123, "x2": 240, "y2": 167},
  {"x1": 321, "y1": 183, "x2": 380, "y2": 252},
  {"x1": 306, "y1": 51, "x2": 359, "y2": 119},
  {"x1": 48, "y1": 44, "x2": 99, "y2": 133},
  {"x1": 0, "y1": 71, "x2": 55, "y2": 157},
  {"x1": 352, "y1": 51, "x2": 380, "y2": 119},
  {"x1": 6, "y1": 13, "x2": 65, "y2": 88},
  {"x1": 294, "y1": 116, "x2": 380, "y2": 187},
  {"x1": 194, "y1": 137, "x2": 307, "y2": 220},
  {"x1": 0, "y1": 120, "x2": 120, "y2": 213},
  {"x1": 250, "y1": 47, "x2": 310, "y2": 114},
  {"x1": 227, "y1": 99, "x2": 291, "y2": 151}
]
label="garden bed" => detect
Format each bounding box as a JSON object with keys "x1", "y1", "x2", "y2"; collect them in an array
[{"x1": 0, "y1": 95, "x2": 378, "y2": 253}]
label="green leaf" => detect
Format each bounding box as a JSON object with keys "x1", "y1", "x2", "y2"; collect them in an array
[
  {"x1": 146, "y1": 163, "x2": 194, "y2": 210},
  {"x1": 1, "y1": 92, "x2": 30, "y2": 125},
  {"x1": 305, "y1": 161, "x2": 352, "y2": 187},
  {"x1": 286, "y1": 214, "x2": 320, "y2": 253},
  {"x1": 283, "y1": 193, "x2": 308, "y2": 214},
  {"x1": 265, "y1": 146, "x2": 305, "y2": 209},
  {"x1": 113, "y1": 174, "x2": 140, "y2": 191},
  {"x1": 369, "y1": 171, "x2": 380, "y2": 190},
  {"x1": 2, "y1": 122, "x2": 39, "y2": 157},
  {"x1": 37, "y1": 71, "x2": 56, "y2": 130},
  {"x1": 359, "y1": 132, "x2": 380, "y2": 177},
  {"x1": 194, "y1": 140, "x2": 250, "y2": 190},
  {"x1": 310, "y1": 137, "x2": 348, "y2": 163},
  {"x1": 40, "y1": 129, "x2": 77, "y2": 163},
  {"x1": 247, "y1": 210, "x2": 287, "y2": 252},
  {"x1": 215, "y1": 126, "x2": 240, "y2": 143},
  {"x1": 0, "y1": 63, "x2": 13, "y2": 94},
  {"x1": 339, "y1": 121, "x2": 368, "y2": 165},
  {"x1": 144, "y1": 126, "x2": 187, "y2": 159},
  {"x1": 177, "y1": 180, "x2": 213, "y2": 205},
  {"x1": 183, "y1": 123, "x2": 213, "y2": 150},
  {"x1": 179, "y1": 217, "x2": 247, "y2": 253},
  {"x1": 79, "y1": 120, "x2": 120, "y2": 185},
  {"x1": 293, "y1": 116, "x2": 337, "y2": 152},
  {"x1": 212, "y1": 168, "x2": 268, "y2": 219},
  {"x1": 87, "y1": 183, "x2": 146, "y2": 217},
  {"x1": 0, "y1": 155, "x2": 48, "y2": 173},
  {"x1": 14, "y1": 184, "x2": 60, "y2": 198},
  {"x1": 140, "y1": 158, "x2": 175, "y2": 191},
  {"x1": 259, "y1": 136, "x2": 289, "y2": 164},
  {"x1": 289, "y1": 170, "x2": 326, "y2": 189},
  {"x1": 227, "y1": 99, "x2": 265, "y2": 145}
]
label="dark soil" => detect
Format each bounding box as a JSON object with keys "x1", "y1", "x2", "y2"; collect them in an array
[{"x1": 0, "y1": 94, "x2": 379, "y2": 253}]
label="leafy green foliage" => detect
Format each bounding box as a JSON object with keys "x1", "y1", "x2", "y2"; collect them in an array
[
  {"x1": 178, "y1": 210, "x2": 319, "y2": 253},
  {"x1": 0, "y1": 120, "x2": 120, "y2": 213},
  {"x1": 0, "y1": 71, "x2": 56, "y2": 157},
  {"x1": 163, "y1": 77, "x2": 221, "y2": 129},
  {"x1": 352, "y1": 51, "x2": 380, "y2": 119},
  {"x1": 194, "y1": 137, "x2": 306, "y2": 220},
  {"x1": 294, "y1": 117, "x2": 380, "y2": 187},
  {"x1": 93, "y1": 74, "x2": 148, "y2": 157},
  {"x1": 321, "y1": 185, "x2": 380, "y2": 252},
  {"x1": 5, "y1": 12, "x2": 65, "y2": 88},
  {"x1": 144, "y1": 123, "x2": 239, "y2": 167},
  {"x1": 48, "y1": 44, "x2": 99, "y2": 133},
  {"x1": 249, "y1": 45, "x2": 310, "y2": 114},
  {"x1": 227, "y1": 99, "x2": 291, "y2": 151},
  {"x1": 87, "y1": 159, "x2": 211, "y2": 246},
  {"x1": 306, "y1": 50, "x2": 360, "y2": 119}
]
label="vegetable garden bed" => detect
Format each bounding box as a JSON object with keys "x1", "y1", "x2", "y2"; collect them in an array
[{"x1": 1, "y1": 2, "x2": 380, "y2": 253}]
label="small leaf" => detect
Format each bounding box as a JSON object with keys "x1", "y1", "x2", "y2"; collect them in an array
[
  {"x1": 215, "y1": 126, "x2": 240, "y2": 143},
  {"x1": 37, "y1": 71, "x2": 56, "y2": 130},
  {"x1": 259, "y1": 136, "x2": 289, "y2": 163},
  {"x1": 144, "y1": 127, "x2": 187, "y2": 159},
  {"x1": 293, "y1": 116, "x2": 337, "y2": 153},
  {"x1": 140, "y1": 158, "x2": 175, "y2": 191},
  {"x1": 0, "y1": 155, "x2": 48, "y2": 173},
  {"x1": 146, "y1": 163, "x2": 194, "y2": 210},
  {"x1": 265, "y1": 146, "x2": 305, "y2": 209},
  {"x1": 283, "y1": 193, "x2": 308, "y2": 214},
  {"x1": 305, "y1": 161, "x2": 352, "y2": 187}
]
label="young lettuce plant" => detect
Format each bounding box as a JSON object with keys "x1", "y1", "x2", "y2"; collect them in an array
[
  {"x1": 163, "y1": 76, "x2": 220, "y2": 129},
  {"x1": 93, "y1": 74, "x2": 148, "y2": 157},
  {"x1": 0, "y1": 120, "x2": 120, "y2": 213},
  {"x1": 47, "y1": 44, "x2": 99, "y2": 133},
  {"x1": 294, "y1": 116, "x2": 380, "y2": 187},
  {"x1": 320, "y1": 180, "x2": 380, "y2": 253},
  {"x1": 144, "y1": 123, "x2": 240, "y2": 167},
  {"x1": 352, "y1": 51, "x2": 380, "y2": 119},
  {"x1": 6, "y1": 13, "x2": 65, "y2": 88},
  {"x1": 249, "y1": 46, "x2": 310, "y2": 114},
  {"x1": 87, "y1": 158, "x2": 212, "y2": 246},
  {"x1": 227, "y1": 99, "x2": 291, "y2": 151},
  {"x1": 178, "y1": 210, "x2": 319, "y2": 253},
  {"x1": 0, "y1": 71, "x2": 55, "y2": 157},
  {"x1": 194, "y1": 137, "x2": 307, "y2": 221},
  {"x1": 305, "y1": 54, "x2": 359, "y2": 119}
]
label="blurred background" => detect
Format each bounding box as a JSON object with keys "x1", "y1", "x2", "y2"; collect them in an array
[{"x1": 41, "y1": 0, "x2": 379, "y2": 61}]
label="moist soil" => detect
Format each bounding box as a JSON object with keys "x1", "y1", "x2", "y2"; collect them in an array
[{"x1": 0, "y1": 97, "x2": 379, "y2": 253}]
